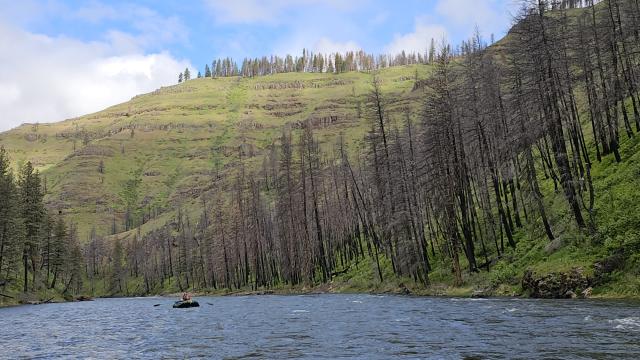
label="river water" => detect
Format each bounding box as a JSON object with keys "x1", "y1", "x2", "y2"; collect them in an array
[{"x1": 1, "y1": 294, "x2": 639, "y2": 359}]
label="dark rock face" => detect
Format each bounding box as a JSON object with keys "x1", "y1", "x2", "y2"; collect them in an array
[
  {"x1": 593, "y1": 251, "x2": 626, "y2": 285},
  {"x1": 471, "y1": 289, "x2": 490, "y2": 298},
  {"x1": 522, "y1": 268, "x2": 591, "y2": 299}
]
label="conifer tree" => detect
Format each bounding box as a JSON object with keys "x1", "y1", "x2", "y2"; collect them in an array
[
  {"x1": 109, "y1": 239, "x2": 124, "y2": 295},
  {"x1": 0, "y1": 147, "x2": 23, "y2": 284},
  {"x1": 215, "y1": 60, "x2": 221, "y2": 77},
  {"x1": 49, "y1": 215, "x2": 66, "y2": 289},
  {"x1": 64, "y1": 223, "x2": 83, "y2": 295},
  {"x1": 428, "y1": 38, "x2": 436, "y2": 64},
  {"x1": 18, "y1": 162, "x2": 45, "y2": 292}
]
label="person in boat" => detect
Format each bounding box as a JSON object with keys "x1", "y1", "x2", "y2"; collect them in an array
[{"x1": 174, "y1": 292, "x2": 199, "y2": 308}]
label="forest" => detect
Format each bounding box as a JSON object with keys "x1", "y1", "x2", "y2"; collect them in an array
[
  {"x1": 0, "y1": 150, "x2": 84, "y2": 297},
  {"x1": 1, "y1": 0, "x2": 639, "y2": 301},
  {"x1": 180, "y1": 47, "x2": 439, "y2": 82}
]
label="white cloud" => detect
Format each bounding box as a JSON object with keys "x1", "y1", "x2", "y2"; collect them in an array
[
  {"x1": 384, "y1": 18, "x2": 447, "y2": 55},
  {"x1": 0, "y1": 84, "x2": 21, "y2": 107},
  {"x1": 74, "y1": 3, "x2": 189, "y2": 52},
  {"x1": 382, "y1": 0, "x2": 514, "y2": 56},
  {"x1": 204, "y1": 0, "x2": 365, "y2": 24},
  {"x1": 0, "y1": 0, "x2": 64, "y2": 27},
  {"x1": 205, "y1": 0, "x2": 294, "y2": 24},
  {"x1": 72, "y1": 1, "x2": 119, "y2": 23},
  {"x1": 0, "y1": 23, "x2": 192, "y2": 132},
  {"x1": 314, "y1": 38, "x2": 361, "y2": 55},
  {"x1": 369, "y1": 12, "x2": 389, "y2": 26},
  {"x1": 436, "y1": 0, "x2": 498, "y2": 26},
  {"x1": 435, "y1": 0, "x2": 513, "y2": 39}
]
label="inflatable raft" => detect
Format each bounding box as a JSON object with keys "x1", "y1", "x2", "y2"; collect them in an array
[{"x1": 173, "y1": 300, "x2": 200, "y2": 308}]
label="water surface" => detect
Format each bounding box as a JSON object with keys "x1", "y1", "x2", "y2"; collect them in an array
[{"x1": 1, "y1": 294, "x2": 639, "y2": 359}]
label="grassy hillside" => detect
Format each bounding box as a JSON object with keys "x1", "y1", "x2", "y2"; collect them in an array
[
  {"x1": 0, "y1": 65, "x2": 429, "y2": 240},
  {"x1": 2, "y1": 2, "x2": 638, "y2": 303},
  {"x1": 2, "y1": 63, "x2": 639, "y2": 300}
]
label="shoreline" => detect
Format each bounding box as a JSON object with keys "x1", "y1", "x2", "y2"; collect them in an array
[{"x1": 5, "y1": 287, "x2": 638, "y2": 309}]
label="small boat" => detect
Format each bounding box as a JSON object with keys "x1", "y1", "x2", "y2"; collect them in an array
[{"x1": 173, "y1": 300, "x2": 200, "y2": 308}]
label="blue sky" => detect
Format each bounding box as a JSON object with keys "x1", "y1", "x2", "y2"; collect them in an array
[{"x1": 0, "y1": 0, "x2": 518, "y2": 131}]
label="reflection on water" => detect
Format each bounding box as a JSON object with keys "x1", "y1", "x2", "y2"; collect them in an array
[{"x1": 1, "y1": 295, "x2": 639, "y2": 359}]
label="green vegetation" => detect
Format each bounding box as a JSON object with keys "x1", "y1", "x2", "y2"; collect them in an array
[
  {"x1": 0, "y1": 67, "x2": 425, "y2": 239},
  {"x1": 0, "y1": 64, "x2": 429, "y2": 304},
  {"x1": 310, "y1": 129, "x2": 639, "y2": 298},
  {"x1": 0, "y1": 148, "x2": 84, "y2": 306},
  {"x1": 1, "y1": 0, "x2": 639, "y2": 304}
]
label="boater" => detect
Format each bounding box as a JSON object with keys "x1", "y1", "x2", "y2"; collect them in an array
[{"x1": 181, "y1": 292, "x2": 192, "y2": 302}]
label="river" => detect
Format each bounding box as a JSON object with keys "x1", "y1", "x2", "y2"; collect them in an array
[{"x1": 1, "y1": 294, "x2": 638, "y2": 359}]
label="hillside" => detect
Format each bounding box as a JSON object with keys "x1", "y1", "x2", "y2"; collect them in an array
[
  {"x1": 1, "y1": 0, "x2": 639, "y2": 304},
  {"x1": 0, "y1": 66, "x2": 428, "y2": 240}
]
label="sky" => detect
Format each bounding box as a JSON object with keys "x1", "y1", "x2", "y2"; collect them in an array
[{"x1": 0, "y1": 0, "x2": 519, "y2": 132}]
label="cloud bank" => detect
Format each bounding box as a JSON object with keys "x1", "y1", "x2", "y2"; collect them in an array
[
  {"x1": 0, "y1": 0, "x2": 516, "y2": 132},
  {"x1": 384, "y1": 19, "x2": 447, "y2": 55},
  {"x1": 204, "y1": 0, "x2": 364, "y2": 24},
  {"x1": 0, "y1": 4, "x2": 192, "y2": 132}
]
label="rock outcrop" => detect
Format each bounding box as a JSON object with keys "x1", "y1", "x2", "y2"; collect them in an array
[
  {"x1": 522, "y1": 268, "x2": 591, "y2": 299},
  {"x1": 593, "y1": 251, "x2": 626, "y2": 285}
]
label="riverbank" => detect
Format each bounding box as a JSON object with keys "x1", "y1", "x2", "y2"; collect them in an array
[
  {"x1": 128, "y1": 275, "x2": 640, "y2": 301},
  {"x1": 158, "y1": 256, "x2": 639, "y2": 300},
  {"x1": 0, "y1": 289, "x2": 95, "y2": 307},
  {"x1": 3, "y1": 278, "x2": 638, "y2": 309},
  {"x1": 202, "y1": 278, "x2": 638, "y2": 300},
  {"x1": 3, "y1": 228, "x2": 639, "y2": 308}
]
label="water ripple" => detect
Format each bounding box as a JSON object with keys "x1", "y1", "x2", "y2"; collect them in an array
[{"x1": 1, "y1": 295, "x2": 639, "y2": 359}]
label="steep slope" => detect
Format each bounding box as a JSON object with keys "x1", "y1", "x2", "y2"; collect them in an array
[
  {"x1": 2, "y1": 1, "x2": 638, "y2": 302},
  {"x1": 0, "y1": 66, "x2": 429, "y2": 239}
]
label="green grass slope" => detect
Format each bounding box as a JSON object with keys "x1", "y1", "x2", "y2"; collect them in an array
[
  {"x1": 2, "y1": 2, "x2": 638, "y2": 300},
  {"x1": 0, "y1": 66, "x2": 430, "y2": 240}
]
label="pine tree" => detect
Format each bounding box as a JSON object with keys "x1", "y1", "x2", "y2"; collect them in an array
[
  {"x1": 109, "y1": 239, "x2": 124, "y2": 295},
  {"x1": 49, "y1": 215, "x2": 66, "y2": 289},
  {"x1": 41, "y1": 212, "x2": 52, "y2": 285},
  {"x1": 64, "y1": 223, "x2": 83, "y2": 295},
  {"x1": 178, "y1": 72, "x2": 183, "y2": 83},
  {"x1": 428, "y1": 38, "x2": 436, "y2": 64},
  {"x1": 204, "y1": 64, "x2": 212, "y2": 78},
  {"x1": 0, "y1": 147, "x2": 23, "y2": 284},
  {"x1": 18, "y1": 162, "x2": 45, "y2": 292},
  {"x1": 215, "y1": 60, "x2": 221, "y2": 77},
  {"x1": 184, "y1": 68, "x2": 191, "y2": 81},
  {"x1": 335, "y1": 54, "x2": 343, "y2": 73}
]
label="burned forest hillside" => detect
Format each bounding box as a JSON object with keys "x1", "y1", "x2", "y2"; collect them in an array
[{"x1": 0, "y1": 0, "x2": 639, "y2": 302}]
